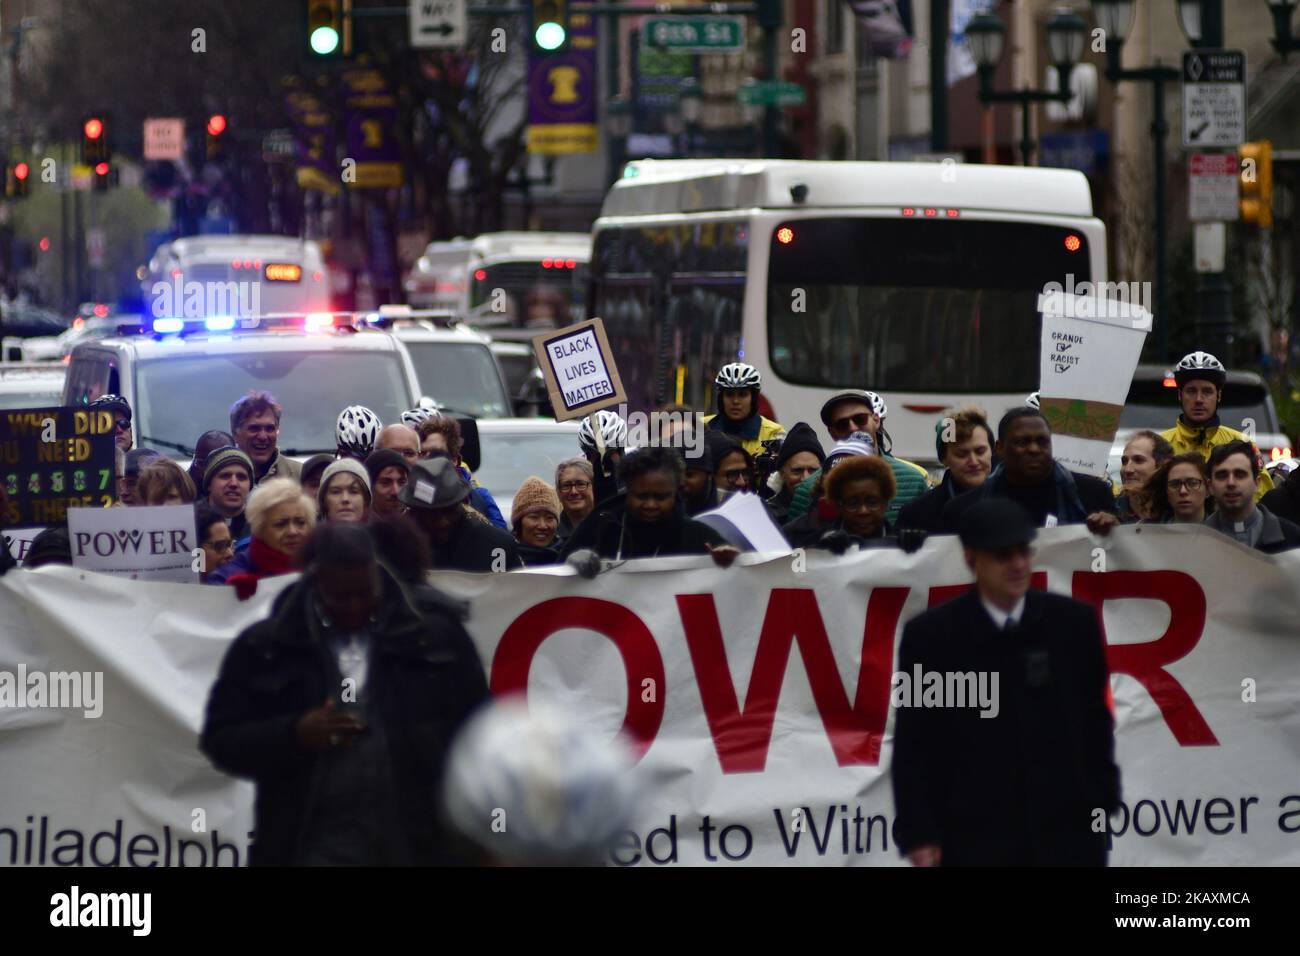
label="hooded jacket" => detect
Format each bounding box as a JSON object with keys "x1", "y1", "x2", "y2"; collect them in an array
[
  {"x1": 199, "y1": 565, "x2": 489, "y2": 866},
  {"x1": 1161, "y1": 416, "x2": 1273, "y2": 501},
  {"x1": 559, "y1": 493, "x2": 727, "y2": 560}
]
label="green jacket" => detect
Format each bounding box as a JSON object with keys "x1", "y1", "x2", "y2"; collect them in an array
[{"x1": 787, "y1": 454, "x2": 931, "y2": 527}]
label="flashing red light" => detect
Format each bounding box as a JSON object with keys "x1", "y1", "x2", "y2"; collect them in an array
[
  {"x1": 14, "y1": 162, "x2": 29, "y2": 181},
  {"x1": 83, "y1": 118, "x2": 104, "y2": 140},
  {"x1": 313, "y1": 271, "x2": 323, "y2": 282},
  {"x1": 253, "y1": 259, "x2": 261, "y2": 269},
  {"x1": 92, "y1": 304, "x2": 108, "y2": 318},
  {"x1": 776, "y1": 227, "x2": 794, "y2": 244},
  {"x1": 243, "y1": 259, "x2": 253, "y2": 270},
  {"x1": 94, "y1": 162, "x2": 109, "y2": 176},
  {"x1": 901, "y1": 207, "x2": 916, "y2": 217},
  {"x1": 1163, "y1": 377, "x2": 1178, "y2": 388},
  {"x1": 565, "y1": 258, "x2": 576, "y2": 268},
  {"x1": 946, "y1": 208, "x2": 960, "y2": 218},
  {"x1": 231, "y1": 259, "x2": 241, "y2": 269},
  {"x1": 171, "y1": 269, "x2": 183, "y2": 278},
  {"x1": 924, "y1": 207, "x2": 938, "y2": 217},
  {"x1": 207, "y1": 114, "x2": 227, "y2": 137},
  {"x1": 1064, "y1": 234, "x2": 1082, "y2": 252},
  {"x1": 542, "y1": 258, "x2": 553, "y2": 267},
  {"x1": 38, "y1": 236, "x2": 51, "y2": 252},
  {"x1": 473, "y1": 268, "x2": 487, "y2": 281}
]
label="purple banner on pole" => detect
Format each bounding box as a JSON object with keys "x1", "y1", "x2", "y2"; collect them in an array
[
  {"x1": 339, "y1": 66, "x2": 403, "y2": 189},
  {"x1": 283, "y1": 77, "x2": 339, "y2": 195},
  {"x1": 527, "y1": 1, "x2": 598, "y2": 154}
]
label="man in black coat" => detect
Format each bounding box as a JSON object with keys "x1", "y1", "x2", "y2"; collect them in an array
[
  {"x1": 941, "y1": 408, "x2": 1116, "y2": 534},
  {"x1": 400, "y1": 457, "x2": 522, "y2": 572},
  {"x1": 891, "y1": 498, "x2": 1121, "y2": 866},
  {"x1": 200, "y1": 522, "x2": 489, "y2": 866}
]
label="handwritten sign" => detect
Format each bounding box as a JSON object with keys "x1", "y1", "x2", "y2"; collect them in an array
[
  {"x1": 67, "y1": 504, "x2": 199, "y2": 582},
  {"x1": 1, "y1": 407, "x2": 118, "y2": 527},
  {"x1": 531, "y1": 318, "x2": 627, "y2": 422}
]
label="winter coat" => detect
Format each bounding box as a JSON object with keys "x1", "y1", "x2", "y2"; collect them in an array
[{"x1": 559, "y1": 494, "x2": 727, "y2": 560}]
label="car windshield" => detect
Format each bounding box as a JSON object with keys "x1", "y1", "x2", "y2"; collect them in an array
[
  {"x1": 0, "y1": 386, "x2": 64, "y2": 410},
  {"x1": 403, "y1": 341, "x2": 511, "y2": 418},
  {"x1": 1119, "y1": 379, "x2": 1275, "y2": 431},
  {"x1": 134, "y1": 350, "x2": 413, "y2": 455},
  {"x1": 474, "y1": 430, "x2": 579, "y2": 514}
]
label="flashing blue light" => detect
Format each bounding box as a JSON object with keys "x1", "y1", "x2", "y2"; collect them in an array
[
  {"x1": 153, "y1": 318, "x2": 185, "y2": 334},
  {"x1": 205, "y1": 315, "x2": 236, "y2": 331},
  {"x1": 364, "y1": 312, "x2": 381, "y2": 324}
]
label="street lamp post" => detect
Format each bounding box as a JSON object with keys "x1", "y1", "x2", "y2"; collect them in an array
[
  {"x1": 966, "y1": 10, "x2": 1086, "y2": 166},
  {"x1": 606, "y1": 96, "x2": 631, "y2": 186},
  {"x1": 1265, "y1": 0, "x2": 1300, "y2": 58}
]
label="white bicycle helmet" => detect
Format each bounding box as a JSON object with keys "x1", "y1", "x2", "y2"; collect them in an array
[
  {"x1": 336, "y1": 405, "x2": 382, "y2": 459},
  {"x1": 578, "y1": 409, "x2": 628, "y2": 453},
  {"x1": 864, "y1": 390, "x2": 888, "y2": 420},
  {"x1": 401, "y1": 406, "x2": 439, "y2": 429},
  {"x1": 715, "y1": 362, "x2": 762, "y2": 391},
  {"x1": 1025, "y1": 392, "x2": 1041, "y2": 409},
  {"x1": 1173, "y1": 351, "x2": 1226, "y2": 388},
  {"x1": 441, "y1": 697, "x2": 639, "y2": 866}
]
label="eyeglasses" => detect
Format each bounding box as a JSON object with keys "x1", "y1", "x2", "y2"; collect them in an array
[
  {"x1": 114, "y1": 418, "x2": 131, "y2": 431},
  {"x1": 720, "y1": 468, "x2": 751, "y2": 483},
  {"x1": 558, "y1": 481, "x2": 591, "y2": 493},
  {"x1": 205, "y1": 538, "x2": 235, "y2": 553},
  {"x1": 1167, "y1": 478, "x2": 1204, "y2": 492},
  {"x1": 831, "y1": 412, "x2": 873, "y2": 434}
]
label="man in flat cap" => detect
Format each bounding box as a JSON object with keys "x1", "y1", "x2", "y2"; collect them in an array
[
  {"x1": 400, "y1": 457, "x2": 521, "y2": 573},
  {"x1": 891, "y1": 498, "x2": 1121, "y2": 866}
]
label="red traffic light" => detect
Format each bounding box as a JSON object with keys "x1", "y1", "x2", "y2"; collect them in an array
[
  {"x1": 94, "y1": 162, "x2": 109, "y2": 176},
  {"x1": 84, "y1": 118, "x2": 104, "y2": 140},
  {"x1": 207, "y1": 114, "x2": 227, "y2": 136},
  {"x1": 14, "y1": 162, "x2": 29, "y2": 181}
]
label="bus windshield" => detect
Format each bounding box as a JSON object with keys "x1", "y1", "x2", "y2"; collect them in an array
[
  {"x1": 767, "y1": 218, "x2": 1092, "y2": 393},
  {"x1": 468, "y1": 261, "x2": 588, "y2": 328},
  {"x1": 134, "y1": 351, "x2": 413, "y2": 456}
]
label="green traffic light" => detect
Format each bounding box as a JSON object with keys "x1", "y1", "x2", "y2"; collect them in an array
[
  {"x1": 310, "y1": 25, "x2": 340, "y2": 55},
  {"x1": 534, "y1": 21, "x2": 566, "y2": 51}
]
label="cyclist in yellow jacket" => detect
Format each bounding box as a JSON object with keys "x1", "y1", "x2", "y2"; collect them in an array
[
  {"x1": 701, "y1": 363, "x2": 785, "y2": 458},
  {"x1": 1161, "y1": 351, "x2": 1272, "y2": 501}
]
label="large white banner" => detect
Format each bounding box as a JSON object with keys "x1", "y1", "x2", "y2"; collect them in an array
[{"x1": 1, "y1": 525, "x2": 1297, "y2": 866}]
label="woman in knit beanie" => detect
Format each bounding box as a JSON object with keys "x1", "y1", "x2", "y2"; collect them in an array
[
  {"x1": 319, "y1": 458, "x2": 373, "y2": 524},
  {"x1": 510, "y1": 476, "x2": 562, "y2": 566}
]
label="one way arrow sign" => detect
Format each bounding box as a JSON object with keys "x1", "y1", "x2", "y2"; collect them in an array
[{"x1": 410, "y1": 0, "x2": 466, "y2": 50}]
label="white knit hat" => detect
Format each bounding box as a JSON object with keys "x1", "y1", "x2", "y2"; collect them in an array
[{"x1": 318, "y1": 457, "x2": 373, "y2": 509}]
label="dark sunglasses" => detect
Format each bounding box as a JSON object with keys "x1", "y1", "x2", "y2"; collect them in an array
[
  {"x1": 115, "y1": 418, "x2": 131, "y2": 431},
  {"x1": 831, "y1": 412, "x2": 873, "y2": 433}
]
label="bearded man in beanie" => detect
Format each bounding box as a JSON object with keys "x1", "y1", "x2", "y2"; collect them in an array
[
  {"x1": 365, "y1": 449, "x2": 411, "y2": 519},
  {"x1": 765, "y1": 422, "x2": 825, "y2": 523},
  {"x1": 510, "y1": 477, "x2": 563, "y2": 566},
  {"x1": 203, "y1": 446, "x2": 256, "y2": 542}
]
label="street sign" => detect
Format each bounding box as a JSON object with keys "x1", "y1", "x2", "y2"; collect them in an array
[
  {"x1": 1181, "y1": 50, "x2": 1245, "y2": 149},
  {"x1": 1188, "y1": 153, "x2": 1239, "y2": 222},
  {"x1": 642, "y1": 16, "x2": 745, "y2": 53},
  {"x1": 737, "y1": 80, "x2": 806, "y2": 107},
  {"x1": 409, "y1": 0, "x2": 466, "y2": 50},
  {"x1": 142, "y1": 118, "x2": 184, "y2": 161},
  {"x1": 261, "y1": 129, "x2": 296, "y2": 164}
]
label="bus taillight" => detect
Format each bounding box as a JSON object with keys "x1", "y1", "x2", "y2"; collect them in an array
[
  {"x1": 1064, "y1": 234, "x2": 1082, "y2": 252},
  {"x1": 776, "y1": 227, "x2": 794, "y2": 244}
]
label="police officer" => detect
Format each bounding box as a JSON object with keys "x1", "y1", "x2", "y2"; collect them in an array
[{"x1": 892, "y1": 498, "x2": 1121, "y2": 866}]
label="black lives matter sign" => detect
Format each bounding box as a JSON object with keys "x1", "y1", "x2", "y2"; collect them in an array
[
  {"x1": 2, "y1": 407, "x2": 118, "y2": 527},
  {"x1": 532, "y1": 318, "x2": 628, "y2": 422}
]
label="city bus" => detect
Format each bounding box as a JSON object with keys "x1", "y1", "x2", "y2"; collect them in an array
[
  {"x1": 142, "y1": 235, "x2": 332, "y2": 320},
  {"x1": 403, "y1": 232, "x2": 591, "y2": 331},
  {"x1": 588, "y1": 159, "x2": 1108, "y2": 465}
]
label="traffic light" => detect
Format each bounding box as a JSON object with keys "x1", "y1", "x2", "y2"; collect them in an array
[
  {"x1": 82, "y1": 115, "x2": 110, "y2": 165},
  {"x1": 207, "y1": 114, "x2": 227, "y2": 161},
  {"x1": 93, "y1": 161, "x2": 110, "y2": 192},
  {"x1": 530, "y1": 0, "x2": 569, "y2": 54},
  {"x1": 8, "y1": 162, "x2": 30, "y2": 199},
  {"x1": 1239, "y1": 140, "x2": 1273, "y2": 228},
  {"x1": 306, "y1": 0, "x2": 352, "y2": 58}
]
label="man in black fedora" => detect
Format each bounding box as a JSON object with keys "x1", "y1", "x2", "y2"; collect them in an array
[
  {"x1": 891, "y1": 498, "x2": 1121, "y2": 866},
  {"x1": 399, "y1": 457, "x2": 521, "y2": 573}
]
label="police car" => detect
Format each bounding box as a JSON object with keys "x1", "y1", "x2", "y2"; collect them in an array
[{"x1": 62, "y1": 314, "x2": 424, "y2": 460}]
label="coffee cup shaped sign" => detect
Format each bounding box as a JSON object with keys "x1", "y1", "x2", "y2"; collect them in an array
[
  {"x1": 1, "y1": 406, "x2": 118, "y2": 527},
  {"x1": 531, "y1": 318, "x2": 628, "y2": 422},
  {"x1": 1035, "y1": 292, "x2": 1152, "y2": 476}
]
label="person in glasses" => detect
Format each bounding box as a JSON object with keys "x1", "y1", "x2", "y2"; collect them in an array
[
  {"x1": 711, "y1": 436, "x2": 756, "y2": 496},
  {"x1": 945, "y1": 407, "x2": 1117, "y2": 534},
  {"x1": 90, "y1": 394, "x2": 134, "y2": 453},
  {"x1": 554, "y1": 458, "x2": 596, "y2": 545},
  {"x1": 1203, "y1": 440, "x2": 1300, "y2": 553},
  {"x1": 765, "y1": 422, "x2": 825, "y2": 524},
  {"x1": 892, "y1": 498, "x2": 1121, "y2": 867},
  {"x1": 786, "y1": 389, "x2": 930, "y2": 527},
  {"x1": 195, "y1": 503, "x2": 236, "y2": 582},
  {"x1": 1139, "y1": 453, "x2": 1212, "y2": 524}
]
